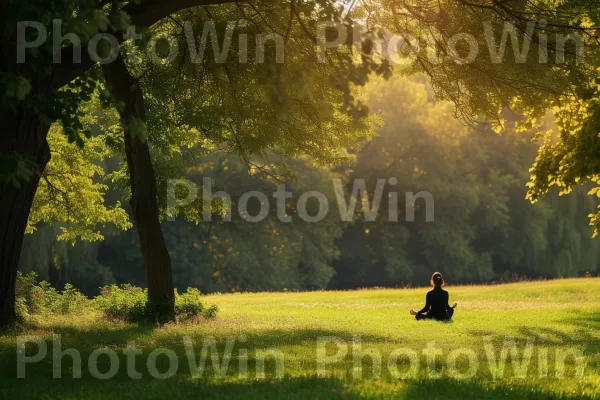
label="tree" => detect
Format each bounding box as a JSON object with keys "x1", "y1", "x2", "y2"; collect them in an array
[
  {"x1": 0, "y1": 0, "x2": 382, "y2": 324},
  {"x1": 362, "y1": 0, "x2": 600, "y2": 229}
]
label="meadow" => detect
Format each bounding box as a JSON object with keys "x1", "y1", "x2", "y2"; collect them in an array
[{"x1": 1, "y1": 278, "x2": 600, "y2": 399}]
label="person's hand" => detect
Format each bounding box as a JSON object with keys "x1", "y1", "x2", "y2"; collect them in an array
[
  {"x1": 452, "y1": 302, "x2": 457, "y2": 308},
  {"x1": 410, "y1": 309, "x2": 417, "y2": 315}
]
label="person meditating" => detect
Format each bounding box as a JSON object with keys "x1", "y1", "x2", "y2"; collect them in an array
[{"x1": 410, "y1": 272, "x2": 457, "y2": 321}]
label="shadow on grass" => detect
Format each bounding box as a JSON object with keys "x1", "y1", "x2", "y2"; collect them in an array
[
  {"x1": 464, "y1": 311, "x2": 600, "y2": 378},
  {"x1": 1, "y1": 310, "x2": 599, "y2": 399},
  {"x1": 0, "y1": 322, "x2": 396, "y2": 351},
  {"x1": 0, "y1": 319, "x2": 157, "y2": 351},
  {"x1": 0, "y1": 323, "x2": 402, "y2": 385},
  {"x1": 401, "y1": 378, "x2": 596, "y2": 400},
  {"x1": 465, "y1": 313, "x2": 600, "y2": 355},
  {"x1": 508, "y1": 310, "x2": 600, "y2": 357},
  {"x1": 562, "y1": 310, "x2": 600, "y2": 331},
  {"x1": 1, "y1": 375, "x2": 596, "y2": 400}
]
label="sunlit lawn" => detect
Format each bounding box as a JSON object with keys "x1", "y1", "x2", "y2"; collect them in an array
[{"x1": 1, "y1": 278, "x2": 600, "y2": 399}]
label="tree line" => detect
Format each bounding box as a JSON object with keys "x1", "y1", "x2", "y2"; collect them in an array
[{"x1": 20, "y1": 75, "x2": 600, "y2": 295}]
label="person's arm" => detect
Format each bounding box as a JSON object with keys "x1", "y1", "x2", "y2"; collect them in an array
[
  {"x1": 416, "y1": 292, "x2": 431, "y2": 314},
  {"x1": 446, "y1": 292, "x2": 457, "y2": 310}
]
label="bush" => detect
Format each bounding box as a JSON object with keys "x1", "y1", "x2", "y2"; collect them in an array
[
  {"x1": 15, "y1": 272, "x2": 41, "y2": 317},
  {"x1": 94, "y1": 285, "x2": 219, "y2": 323},
  {"x1": 54, "y1": 283, "x2": 87, "y2": 314},
  {"x1": 14, "y1": 272, "x2": 218, "y2": 324},
  {"x1": 93, "y1": 284, "x2": 148, "y2": 322},
  {"x1": 15, "y1": 272, "x2": 87, "y2": 319},
  {"x1": 175, "y1": 287, "x2": 219, "y2": 322}
]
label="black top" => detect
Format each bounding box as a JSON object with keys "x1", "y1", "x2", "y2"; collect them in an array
[{"x1": 417, "y1": 286, "x2": 452, "y2": 319}]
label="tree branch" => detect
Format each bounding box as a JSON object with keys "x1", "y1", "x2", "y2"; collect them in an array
[{"x1": 52, "y1": 0, "x2": 240, "y2": 89}]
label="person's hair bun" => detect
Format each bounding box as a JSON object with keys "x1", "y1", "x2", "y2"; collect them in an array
[{"x1": 431, "y1": 272, "x2": 444, "y2": 286}]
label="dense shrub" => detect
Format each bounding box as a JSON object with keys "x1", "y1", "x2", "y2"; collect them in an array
[
  {"x1": 15, "y1": 272, "x2": 87, "y2": 318},
  {"x1": 15, "y1": 272, "x2": 219, "y2": 324},
  {"x1": 94, "y1": 284, "x2": 219, "y2": 323},
  {"x1": 93, "y1": 284, "x2": 148, "y2": 322},
  {"x1": 175, "y1": 287, "x2": 219, "y2": 321}
]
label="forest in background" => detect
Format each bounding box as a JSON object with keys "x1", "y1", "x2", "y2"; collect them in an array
[{"x1": 19, "y1": 74, "x2": 600, "y2": 296}]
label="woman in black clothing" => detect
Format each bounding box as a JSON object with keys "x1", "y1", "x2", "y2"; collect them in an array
[{"x1": 410, "y1": 272, "x2": 457, "y2": 320}]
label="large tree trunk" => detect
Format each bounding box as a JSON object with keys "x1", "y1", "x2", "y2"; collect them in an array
[
  {"x1": 0, "y1": 106, "x2": 50, "y2": 326},
  {"x1": 102, "y1": 55, "x2": 175, "y2": 321}
]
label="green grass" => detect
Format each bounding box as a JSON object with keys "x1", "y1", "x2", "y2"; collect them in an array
[{"x1": 1, "y1": 278, "x2": 600, "y2": 399}]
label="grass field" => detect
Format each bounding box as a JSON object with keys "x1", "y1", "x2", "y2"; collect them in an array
[{"x1": 1, "y1": 278, "x2": 600, "y2": 399}]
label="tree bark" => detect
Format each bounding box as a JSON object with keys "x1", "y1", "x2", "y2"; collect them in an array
[
  {"x1": 0, "y1": 105, "x2": 50, "y2": 326},
  {"x1": 102, "y1": 55, "x2": 175, "y2": 320}
]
